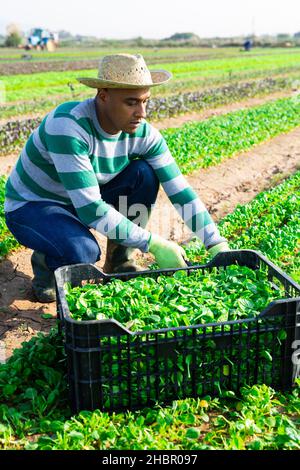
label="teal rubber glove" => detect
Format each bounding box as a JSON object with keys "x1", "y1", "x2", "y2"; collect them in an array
[
  {"x1": 208, "y1": 242, "x2": 230, "y2": 258},
  {"x1": 148, "y1": 233, "x2": 187, "y2": 269}
]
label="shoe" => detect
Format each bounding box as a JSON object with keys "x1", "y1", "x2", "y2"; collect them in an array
[
  {"x1": 103, "y1": 208, "x2": 152, "y2": 274},
  {"x1": 31, "y1": 251, "x2": 56, "y2": 303}
]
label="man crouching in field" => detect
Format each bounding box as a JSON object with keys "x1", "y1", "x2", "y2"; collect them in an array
[{"x1": 4, "y1": 53, "x2": 229, "y2": 302}]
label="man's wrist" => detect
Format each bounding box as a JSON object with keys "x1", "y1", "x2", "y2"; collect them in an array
[{"x1": 208, "y1": 242, "x2": 230, "y2": 257}]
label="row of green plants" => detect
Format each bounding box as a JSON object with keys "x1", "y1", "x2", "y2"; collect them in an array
[
  {"x1": 3, "y1": 46, "x2": 295, "y2": 64},
  {"x1": 2, "y1": 62, "x2": 300, "y2": 121},
  {"x1": 155, "y1": 65, "x2": 300, "y2": 98},
  {"x1": 2, "y1": 74, "x2": 298, "y2": 155},
  {"x1": 185, "y1": 171, "x2": 300, "y2": 282},
  {"x1": 2, "y1": 68, "x2": 298, "y2": 122},
  {"x1": 162, "y1": 96, "x2": 300, "y2": 173},
  {"x1": 0, "y1": 48, "x2": 256, "y2": 79},
  {"x1": 2, "y1": 90, "x2": 300, "y2": 165},
  {"x1": 0, "y1": 176, "x2": 19, "y2": 259},
  {"x1": 1, "y1": 45, "x2": 248, "y2": 64},
  {"x1": 148, "y1": 75, "x2": 298, "y2": 119},
  {"x1": 2, "y1": 50, "x2": 300, "y2": 102}
]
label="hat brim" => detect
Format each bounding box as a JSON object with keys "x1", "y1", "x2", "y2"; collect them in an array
[{"x1": 76, "y1": 70, "x2": 172, "y2": 89}]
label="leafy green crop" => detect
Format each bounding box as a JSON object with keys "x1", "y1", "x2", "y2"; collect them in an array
[
  {"x1": 2, "y1": 75, "x2": 298, "y2": 155},
  {"x1": 37, "y1": 380, "x2": 300, "y2": 450},
  {"x1": 185, "y1": 171, "x2": 300, "y2": 282},
  {"x1": 0, "y1": 332, "x2": 298, "y2": 451},
  {"x1": 0, "y1": 176, "x2": 19, "y2": 258},
  {"x1": 64, "y1": 254, "x2": 292, "y2": 411},
  {"x1": 1, "y1": 70, "x2": 298, "y2": 122},
  {"x1": 162, "y1": 97, "x2": 300, "y2": 174},
  {"x1": 0, "y1": 173, "x2": 299, "y2": 449},
  {"x1": 0, "y1": 329, "x2": 68, "y2": 449},
  {"x1": 66, "y1": 265, "x2": 283, "y2": 329},
  {"x1": 2, "y1": 49, "x2": 300, "y2": 102}
]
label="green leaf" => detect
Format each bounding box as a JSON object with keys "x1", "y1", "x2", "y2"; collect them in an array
[
  {"x1": 24, "y1": 387, "x2": 38, "y2": 400},
  {"x1": 175, "y1": 305, "x2": 189, "y2": 312},
  {"x1": 261, "y1": 350, "x2": 273, "y2": 362},
  {"x1": 277, "y1": 329, "x2": 287, "y2": 340},
  {"x1": 3, "y1": 384, "x2": 17, "y2": 396},
  {"x1": 68, "y1": 431, "x2": 85, "y2": 440},
  {"x1": 185, "y1": 427, "x2": 201, "y2": 439}
]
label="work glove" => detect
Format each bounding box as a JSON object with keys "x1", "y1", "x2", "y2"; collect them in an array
[
  {"x1": 148, "y1": 233, "x2": 187, "y2": 269},
  {"x1": 208, "y1": 241, "x2": 230, "y2": 258}
]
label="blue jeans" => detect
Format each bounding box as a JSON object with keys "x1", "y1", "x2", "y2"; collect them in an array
[{"x1": 5, "y1": 160, "x2": 159, "y2": 271}]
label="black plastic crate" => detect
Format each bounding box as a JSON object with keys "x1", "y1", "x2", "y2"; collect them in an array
[{"x1": 54, "y1": 250, "x2": 300, "y2": 413}]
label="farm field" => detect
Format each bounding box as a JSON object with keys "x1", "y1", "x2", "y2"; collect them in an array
[
  {"x1": 1, "y1": 46, "x2": 298, "y2": 70},
  {"x1": 0, "y1": 45, "x2": 299, "y2": 450},
  {"x1": 1, "y1": 47, "x2": 300, "y2": 120}
]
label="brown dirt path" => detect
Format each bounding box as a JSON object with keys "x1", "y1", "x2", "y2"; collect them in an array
[{"x1": 0, "y1": 124, "x2": 299, "y2": 360}]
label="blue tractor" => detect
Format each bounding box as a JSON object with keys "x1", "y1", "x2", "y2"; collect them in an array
[{"x1": 26, "y1": 28, "x2": 58, "y2": 51}]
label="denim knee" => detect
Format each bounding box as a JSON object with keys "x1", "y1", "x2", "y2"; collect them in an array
[{"x1": 63, "y1": 237, "x2": 101, "y2": 265}]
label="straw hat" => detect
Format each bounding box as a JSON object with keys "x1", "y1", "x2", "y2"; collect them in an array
[{"x1": 77, "y1": 53, "x2": 172, "y2": 89}]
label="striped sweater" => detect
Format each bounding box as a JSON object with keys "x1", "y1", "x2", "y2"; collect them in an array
[{"x1": 4, "y1": 98, "x2": 226, "y2": 252}]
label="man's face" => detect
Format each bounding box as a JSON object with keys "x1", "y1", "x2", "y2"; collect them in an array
[{"x1": 96, "y1": 88, "x2": 151, "y2": 134}]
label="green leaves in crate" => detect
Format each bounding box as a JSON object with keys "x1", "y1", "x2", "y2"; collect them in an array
[{"x1": 66, "y1": 265, "x2": 284, "y2": 330}]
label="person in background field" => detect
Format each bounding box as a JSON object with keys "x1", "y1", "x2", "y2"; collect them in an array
[
  {"x1": 244, "y1": 38, "x2": 253, "y2": 51},
  {"x1": 4, "y1": 54, "x2": 230, "y2": 303}
]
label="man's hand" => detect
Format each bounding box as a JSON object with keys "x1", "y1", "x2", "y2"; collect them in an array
[
  {"x1": 208, "y1": 242, "x2": 230, "y2": 258},
  {"x1": 148, "y1": 233, "x2": 187, "y2": 269}
]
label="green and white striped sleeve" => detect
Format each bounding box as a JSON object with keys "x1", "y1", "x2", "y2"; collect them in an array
[
  {"x1": 143, "y1": 125, "x2": 227, "y2": 248},
  {"x1": 43, "y1": 114, "x2": 151, "y2": 251}
]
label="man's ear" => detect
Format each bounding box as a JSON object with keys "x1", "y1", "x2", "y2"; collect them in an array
[{"x1": 97, "y1": 88, "x2": 108, "y2": 103}]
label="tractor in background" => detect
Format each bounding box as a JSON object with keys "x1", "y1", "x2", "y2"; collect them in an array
[{"x1": 25, "y1": 28, "x2": 59, "y2": 51}]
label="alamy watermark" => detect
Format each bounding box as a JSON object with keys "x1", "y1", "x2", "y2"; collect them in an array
[
  {"x1": 292, "y1": 340, "x2": 300, "y2": 366},
  {"x1": 95, "y1": 197, "x2": 208, "y2": 244}
]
